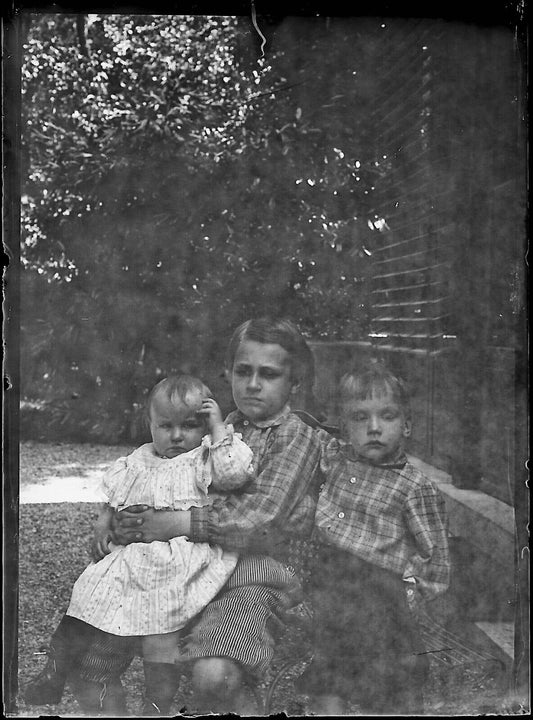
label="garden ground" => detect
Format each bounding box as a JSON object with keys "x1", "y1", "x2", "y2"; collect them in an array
[{"x1": 14, "y1": 441, "x2": 525, "y2": 717}]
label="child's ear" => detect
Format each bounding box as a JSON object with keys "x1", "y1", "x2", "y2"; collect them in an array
[
  {"x1": 290, "y1": 380, "x2": 300, "y2": 395},
  {"x1": 403, "y1": 419, "x2": 412, "y2": 438}
]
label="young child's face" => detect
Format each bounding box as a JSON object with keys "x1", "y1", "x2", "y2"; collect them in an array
[
  {"x1": 149, "y1": 394, "x2": 205, "y2": 458},
  {"x1": 341, "y1": 388, "x2": 411, "y2": 464},
  {"x1": 230, "y1": 340, "x2": 299, "y2": 423}
]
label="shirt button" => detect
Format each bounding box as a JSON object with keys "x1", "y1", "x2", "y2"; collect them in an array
[
  {"x1": 338, "y1": 512, "x2": 345, "y2": 519},
  {"x1": 243, "y1": 420, "x2": 249, "y2": 426},
  {"x1": 350, "y1": 477, "x2": 356, "y2": 484}
]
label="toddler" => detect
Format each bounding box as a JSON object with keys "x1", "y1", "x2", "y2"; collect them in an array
[
  {"x1": 25, "y1": 374, "x2": 254, "y2": 715},
  {"x1": 296, "y1": 360, "x2": 451, "y2": 715}
]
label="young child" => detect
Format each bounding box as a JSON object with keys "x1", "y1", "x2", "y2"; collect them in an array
[
  {"x1": 296, "y1": 360, "x2": 451, "y2": 715},
  {"x1": 102, "y1": 317, "x2": 326, "y2": 714},
  {"x1": 24, "y1": 374, "x2": 254, "y2": 715}
]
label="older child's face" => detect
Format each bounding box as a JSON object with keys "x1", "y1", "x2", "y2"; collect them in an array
[
  {"x1": 341, "y1": 389, "x2": 411, "y2": 464},
  {"x1": 231, "y1": 340, "x2": 298, "y2": 423},
  {"x1": 149, "y1": 394, "x2": 204, "y2": 458}
]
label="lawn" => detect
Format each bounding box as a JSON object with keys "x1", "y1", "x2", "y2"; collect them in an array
[{"x1": 15, "y1": 441, "x2": 515, "y2": 717}]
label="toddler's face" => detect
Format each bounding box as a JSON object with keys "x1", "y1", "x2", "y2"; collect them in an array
[
  {"x1": 341, "y1": 389, "x2": 411, "y2": 464},
  {"x1": 230, "y1": 340, "x2": 298, "y2": 423},
  {"x1": 149, "y1": 394, "x2": 204, "y2": 458}
]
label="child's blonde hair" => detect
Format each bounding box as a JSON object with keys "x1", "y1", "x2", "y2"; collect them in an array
[
  {"x1": 339, "y1": 360, "x2": 411, "y2": 420},
  {"x1": 146, "y1": 375, "x2": 213, "y2": 418}
]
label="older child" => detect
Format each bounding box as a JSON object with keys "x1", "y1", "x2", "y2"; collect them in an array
[
  {"x1": 109, "y1": 317, "x2": 325, "y2": 714},
  {"x1": 25, "y1": 374, "x2": 254, "y2": 715},
  {"x1": 296, "y1": 361, "x2": 451, "y2": 715}
]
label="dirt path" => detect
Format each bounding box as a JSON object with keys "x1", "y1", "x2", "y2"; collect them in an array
[{"x1": 19, "y1": 440, "x2": 135, "y2": 504}]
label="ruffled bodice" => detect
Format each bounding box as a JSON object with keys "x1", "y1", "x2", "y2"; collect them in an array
[{"x1": 102, "y1": 427, "x2": 254, "y2": 511}]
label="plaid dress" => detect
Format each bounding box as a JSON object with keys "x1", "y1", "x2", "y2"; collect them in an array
[{"x1": 180, "y1": 407, "x2": 325, "y2": 677}]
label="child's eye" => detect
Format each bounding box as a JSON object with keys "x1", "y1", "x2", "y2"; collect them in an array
[
  {"x1": 261, "y1": 370, "x2": 280, "y2": 380},
  {"x1": 183, "y1": 422, "x2": 201, "y2": 430},
  {"x1": 159, "y1": 423, "x2": 171, "y2": 429},
  {"x1": 382, "y1": 411, "x2": 399, "y2": 421},
  {"x1": 353, "y1": 413, "x2": 367, "y2": 422},
  {"x1": 234, "y1": 366, "x2": 250, "y2": 377}
]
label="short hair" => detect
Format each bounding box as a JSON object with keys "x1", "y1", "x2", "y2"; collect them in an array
[
  {"x1": 146, "y1": 375, "x2": 212, "y2": 418},
  {"x1": 226, "y1": 317, "x2": 315, "y2": 386},
  {"x1": 338, "y1": 360, "x2": 411, "y2": 419}
]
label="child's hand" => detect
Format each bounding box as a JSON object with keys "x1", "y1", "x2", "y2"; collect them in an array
[
  {"x1": 197, "y1": 398, "x2": 226, "y2": 443},
  {"x1": 91, "y1": 528, "x2": 112, "y2": 562},
  {"x1": 90, "y1": 504, "x2": 114, "y2": 561}
]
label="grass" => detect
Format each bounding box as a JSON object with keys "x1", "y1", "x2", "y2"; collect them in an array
[{"x1": 15, "y1": 441, "x2": 517, "y2": 717}]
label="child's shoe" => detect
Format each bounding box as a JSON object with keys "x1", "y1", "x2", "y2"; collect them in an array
[{"x1": 23, "y1": 648, "x2": 66, "y2": 705}]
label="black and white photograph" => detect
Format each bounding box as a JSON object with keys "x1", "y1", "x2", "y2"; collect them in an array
[{"x1": 3, "y1": 1, "x2": 529, "y2": 716}]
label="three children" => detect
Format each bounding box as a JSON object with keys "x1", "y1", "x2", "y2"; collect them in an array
[{"x1": 25, "y1": 319, "x2": 451, "y2": 716}]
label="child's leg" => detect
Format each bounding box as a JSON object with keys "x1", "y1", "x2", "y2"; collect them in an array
[
  {"x1": 183, "y1": 555, "x2": 298, "y2": 715},
  {"x1": 24, "y1": 615, "x2": 96, "y2": 705},
  {"x1": 69, "y1": 629, "x2": 136, "y2": 715},
  {"x1": 190, "y1": 657, "x2": 257, "y2": 715},
  {"x1": 141, "y1": 633, "x2": 181, "y2": 716},
  {"x1": 69, "y1": 674, "x2": 128, "y2": 717}
]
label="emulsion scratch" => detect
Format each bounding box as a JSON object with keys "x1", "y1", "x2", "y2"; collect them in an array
[{"x1": 251, "y1": 1, "x2": 267, "y2": 58}]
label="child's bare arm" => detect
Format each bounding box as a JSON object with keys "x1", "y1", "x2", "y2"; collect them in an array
[{"x1": 91, "y1": 503, "x2": 114, "y2": 561}]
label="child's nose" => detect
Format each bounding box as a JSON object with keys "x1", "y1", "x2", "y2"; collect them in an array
[
  {"x1": 368, "y1": 416, "x2": 382, "y2": 433},
  {"x1": 247, "y1": 372, "x2": 261, "y2": 390},
  {"x1": 171, "y1": 426, "x2": 184, "y2": 440}
]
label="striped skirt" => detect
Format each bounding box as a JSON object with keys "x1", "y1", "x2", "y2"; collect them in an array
[{"x1": 180, "y1": 553, "x2": 302, "y2": 678}]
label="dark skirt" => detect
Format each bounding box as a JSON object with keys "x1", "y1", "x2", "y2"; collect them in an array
[{"x1": 296, "y1": 545, "x2": 428, "y2": 713}]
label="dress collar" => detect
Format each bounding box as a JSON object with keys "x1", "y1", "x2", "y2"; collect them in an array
[{"x1": 226, "y1": 405, "x2": 292, "y2": 429}]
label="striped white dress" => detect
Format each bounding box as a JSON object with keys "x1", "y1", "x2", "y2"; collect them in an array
[{"x1": 66, "y1": 430, "x2": 253, "y2": 636}]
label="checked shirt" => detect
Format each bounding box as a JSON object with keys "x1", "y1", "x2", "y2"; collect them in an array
[
  {"x1": 314, "y1": 437, "x2": 451, "y2": 600},
  {"x1": 189, "y1": 406, "x2": 324, "y2": 558}
]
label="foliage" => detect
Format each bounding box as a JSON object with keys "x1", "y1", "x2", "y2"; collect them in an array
[{"x1": 20, "y1": 14, "x2": 379, "y2": 442}]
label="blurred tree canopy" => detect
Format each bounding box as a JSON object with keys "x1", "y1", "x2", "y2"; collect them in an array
[{"x1": 20, "y1": 13, "x2": 380, "y2": 442}]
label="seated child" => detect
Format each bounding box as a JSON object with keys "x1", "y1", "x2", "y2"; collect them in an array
[
  {"x1": 24, "y1": 374, "x2": 254, "y2": 715},
  {"x1": 296, "y1": 360, "x2": 451, "y2": 715},
  {"x1": 106, "y1": 317, "x2": 325, "y2": 715}
]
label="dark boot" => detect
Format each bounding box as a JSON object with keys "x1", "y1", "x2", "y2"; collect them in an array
[
  {"x1": 69, "y1": 674, "x2": 129, "y2": 716},
  {"x1": 142, "y1": 661, "x2": 180, "y2": 716},
  {"x1": 24, "y1": 644, "x2": 67, "y2": 705}
]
